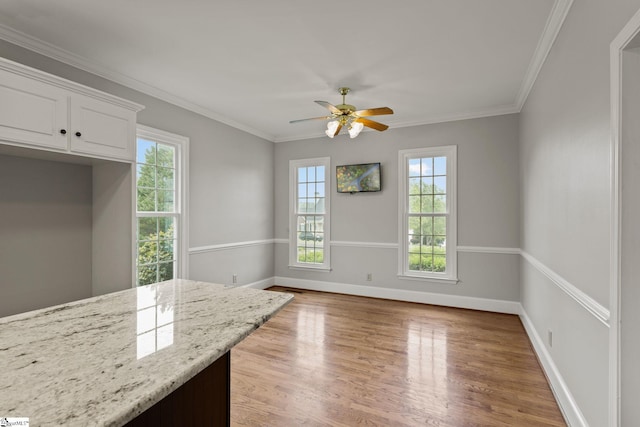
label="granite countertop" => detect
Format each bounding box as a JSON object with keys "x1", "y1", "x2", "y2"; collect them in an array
[{"x1": 0, "y1": 279, "x2": 293, "y2": 426}]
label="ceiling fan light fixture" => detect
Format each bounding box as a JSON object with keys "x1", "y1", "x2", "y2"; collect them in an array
[
  {"x1": 325, "y1": 120, "x2": 339, "y2": 138},
  {"x1": 348, "y1": 121, "x2": 364, "y2": 138},
  {"x1": 290, "y1": 87, "x2": 393, "y2": 139}
]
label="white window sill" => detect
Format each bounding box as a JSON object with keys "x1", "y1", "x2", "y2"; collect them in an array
[
  {"x1": 398, "y1": 274, "x2": 459, "y2": 285},
  {"x1": 288, "y1": 265, "x2": 332, "y2": 272}
]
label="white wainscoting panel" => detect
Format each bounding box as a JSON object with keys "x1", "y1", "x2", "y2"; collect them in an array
[{"x1": 521, "y1": 251, "x2": 610, "y2": 326}]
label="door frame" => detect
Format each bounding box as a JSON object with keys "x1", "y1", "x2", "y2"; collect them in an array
[{"x1": 610, "y1": 7, "x2": 640, "y2": 426}]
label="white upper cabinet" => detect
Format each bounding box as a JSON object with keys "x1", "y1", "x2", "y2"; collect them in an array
[
  {"x1": 0, "y1": 70, "x2": 68, "y2": 151},
  {"x1": 69, "y1": 94, "x2": 136, "y2": 160},
  {"x1": 0, "y1": 58, "x2": 143, "y2": 162}
]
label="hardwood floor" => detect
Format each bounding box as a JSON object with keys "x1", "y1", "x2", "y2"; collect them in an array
[{"x1": 231, "y1": 287, "x2": 566, "y2": 426}]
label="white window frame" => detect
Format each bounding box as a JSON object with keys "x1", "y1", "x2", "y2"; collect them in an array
[
  {"x1": 289, "y1": 157, "x2": 331, "y2": 271},
  {"x1": 398, "y1": 145, "x2": 457, "y2": 283},
  {"x1": 134, "y1": 124, "x2": 189, "y2": 286}
]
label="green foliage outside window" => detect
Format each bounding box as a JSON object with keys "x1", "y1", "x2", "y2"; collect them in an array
[
  {"x1": 408, "y1": 247, "x2": 446, "y2": 272},
  {"x1": 137, "y1": 227, "x2": 175, "y2": 286},
  {"x1": 297, "y1": 248, "x2": 324, "y2": 263},
  {"x1": 136, "y1": 139, "x2": 177, "y2": 286},
  {"x1": 137, "y1": 143, "x2": 175, "y2": 212},
  {"x1": 407, "y1": 165, "x2": 447, "y2": 273}
]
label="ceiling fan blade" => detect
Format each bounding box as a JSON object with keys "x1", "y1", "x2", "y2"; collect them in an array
[
  {"x1": 332, "y1": 123, "x2": 343, "y2": 137},
  {"x1": 353, "y1": 107, "x2": 394, "y2": 117},
  {"x1": 315, "y1": 100, "x2": 342, "y2": 114},
  {"x1": 354, "y1": 117, "x2": 389, "y2": 131},
  {"x1": 289, "y1": 116, "x2": 331, "y2": 124}
]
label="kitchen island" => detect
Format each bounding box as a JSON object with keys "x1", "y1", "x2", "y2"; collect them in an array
[{"x1": 0, "y1": 279, "x2": 293, "y2": 426}]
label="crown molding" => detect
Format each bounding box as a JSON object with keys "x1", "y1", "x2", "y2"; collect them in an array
[
  {"x1": 0, "y1": 24, "x2": 275, "y2": 142},
  {"x1": 0, "y1": 0, "x2": 572, "y2": 144},
  {"x1": 515, "y1": 0, "x2": 574, "y2": 109},
  {"x1": 0, "y1": 55, "x2": 143, "y2": 112},
  {"x1": 273, "y1": 104, "x2": 521, "y2": 143}
]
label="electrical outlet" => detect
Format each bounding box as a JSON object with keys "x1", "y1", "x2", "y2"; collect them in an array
[
  {"x1": 548, "y1": 330, "x2": 553, "y2": 347},
  {"x1": 366, "y1": 273, "x2": 372, "y2": 281},
  {"x1": 232, "y1": 274, "x2": 237, "y2": 284}
]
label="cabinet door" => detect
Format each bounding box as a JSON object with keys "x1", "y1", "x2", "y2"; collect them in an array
[
  {"x1": 69, "y1": 95, "x2": 136, "y2": 161},
  {"x1": 0, "y1": 69, "x2": 68, "y2": 150}
]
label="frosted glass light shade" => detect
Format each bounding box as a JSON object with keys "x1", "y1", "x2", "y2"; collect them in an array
[
  {"x1": 348, "y1": 121, "x2": 364, "y2": 138},
  {"x1": 325, "y1": 121, "x2": 339, "y2": 138}
]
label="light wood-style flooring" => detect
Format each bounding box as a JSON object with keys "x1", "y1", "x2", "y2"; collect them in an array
[{"x1": 231, "y1": 287, "x2": 566, "y2": 426}]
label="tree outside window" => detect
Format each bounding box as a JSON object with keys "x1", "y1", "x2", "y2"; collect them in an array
[
  {"x1": 399, "y1": 146, "x2": 457, "y2": 281},
  {"x1": 289, "y1": 158, "x2": 331, "y2": 270},
  {"x1": 136, "y1": 138, "x2": 177, "y2": 286}
]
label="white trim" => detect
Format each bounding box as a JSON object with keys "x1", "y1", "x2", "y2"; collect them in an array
[
  {"x1": 289, "y1": 157, "x2": 331, "y2": 271},
  {"x1": 515, "y1": 0, "x2": 574, "y2": 109},
  {"x1": 189, "y1": 239, "x2": 275, "y2": 254},
  {"x1": 273, "y1": 276, "x2": 520, "y2": 314},
  {"x1": 0, "y1": 1, "x2": 573, "y2": 145},
  {"x1": 277, "y1": 239, "x2": 521, "y2": 255},
  {"x1": 0, "y1": 55, "x2": 144, "y2": 112},
  {"x1": 611, "y1": 35, "x2": 623, "y2": 427},
  {"x1": 521, "y1": 251, "x2": 610, "y2": 326},
  {"x1": 397, "y1": 274, "x2": 459, "y2": 285},
  {"x1": 457, "y1": 246, "x2": 520, "y2": 255},
  {"x1": 609, "y1": 9, "x2": 640, "y2": 425},
  {"x1": 398, "y1": 145, "x2": 458, "y2": 281},
  {"x1": 135, "y1": 125, "x2": 190, "y2": 283},
  {"x1": 274, "y1": 105, "x2": 520, "y2": 143},
  {"x1": 330, "y1": 240, "x2": 398, "y2": 249},
  {"x1": 237, "y1": 277, "x2": 275, "y2": 290},
  {"x1": 376, "y1": 105, "x2": 520, "y2": 132},
  {"x1": 519, "y1": 308, "x2": 587, "y2": 427},
  {"x1": 287, "y1": 265, "x2": 332, "y2": 272},
  {"x1": 138, "y1": 125, "x2": 190, "y2": 280}
]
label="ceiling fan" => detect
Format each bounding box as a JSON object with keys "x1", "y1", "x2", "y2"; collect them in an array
[{"x1": 290, "y1": 87, "x2": 394, "y2": 139}]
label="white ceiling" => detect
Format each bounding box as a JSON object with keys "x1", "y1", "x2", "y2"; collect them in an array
[{"x1": 0, "y1": 0, "x2": 571, "y2": 143}]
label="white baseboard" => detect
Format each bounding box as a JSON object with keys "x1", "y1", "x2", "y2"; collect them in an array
[
  {"x1": 519, "y1": 308, "x2": 587, "y2": 427},
  {"x1": 272, "y1": 276, "x2": 521, "y2": 314},
  {"x1": 238, "y1": 277, "x2": 275, "y2": 290}
]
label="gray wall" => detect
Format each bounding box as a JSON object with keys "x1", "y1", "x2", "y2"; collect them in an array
[
  {"x1": 0, "y1": 39, "x2": 276, "y2": 289},
  {"x1": 274, "y1": 114, "x2": 520, "y2": 303},
  {"x1": 519, "y1": 0, "x2": 640, "y2": 425},
  {"x1": 92, "y1": 161, "x2": 133, "y2": 296},
  {"x1": 6, "y1": 2, "x2": 640, "y2": 421},
  {"x1": 0, "y1": 154, "x2": 93, "y2": 317}
]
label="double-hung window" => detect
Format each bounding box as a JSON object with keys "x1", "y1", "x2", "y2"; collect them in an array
[
  {"x1": 289, "y1": 157, "x2": 331, "y2": 270},
  {"x1": 399, "y1": 146, "x2": 457, "y2": 282},
  {"x1": 135, "y1": 125, "x2": 189, "y2": 286}
]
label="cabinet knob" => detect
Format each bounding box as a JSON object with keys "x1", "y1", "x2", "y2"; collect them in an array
[
  {"x1": 60, "y1": 129, "x2": 67, "y2": 135},
  {"x1": 75, "y1": 131, "x2": 82, "y2": 137}
]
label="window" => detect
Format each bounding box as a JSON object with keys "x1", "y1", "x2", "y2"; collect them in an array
[
  {"x1": 289, "y1": 157, "x2": 331, "y2": 270},
  {"x1": 135, "y1": 125, "x2": 189, "y2": 286},
  {"x1": 398, "y1": 146, "x2": 457, "y2": 282}
]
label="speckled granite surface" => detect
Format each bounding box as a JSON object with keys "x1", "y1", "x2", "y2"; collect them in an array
[{"x1": 0, "y1": 279, "x2": 293, "y2": 426}]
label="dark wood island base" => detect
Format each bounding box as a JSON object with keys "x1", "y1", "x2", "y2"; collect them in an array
[{"x1": 126, "y1": 351, "x2": 230, "y2": 427}]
